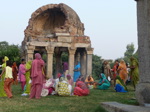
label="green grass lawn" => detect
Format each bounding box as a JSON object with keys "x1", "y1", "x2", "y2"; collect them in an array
[{"x1": 0, "y1": 83, "x2": 138, "y2": 112}]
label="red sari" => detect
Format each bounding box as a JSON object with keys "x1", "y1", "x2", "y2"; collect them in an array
[{"x1": 74, "y1": 81, "x2": 89, "y2": 96}]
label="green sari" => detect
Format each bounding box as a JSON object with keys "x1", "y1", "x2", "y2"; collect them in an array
[
  {"x1": 130, "y1": 57, "x2": 139, "y2": 87},
  {"x1": 0, "y1": 56, "x2": 9, "y2": 97},
  {"x1": 24, "y1": 61, "x2": 32, "y2": 94}
]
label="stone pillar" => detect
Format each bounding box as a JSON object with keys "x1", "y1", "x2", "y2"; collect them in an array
[
  {"x1": 80, "y1": 51, "x2": 87, "y2": 76},
  {"x1": 135, "y1": 0, "x2": 150, "y2": 105},
  {"x1": 86, "y1": 48, "x2": 93, "y2": 76},
  {"x1": 75, "y1": 52, "x2": 80, "y2": 64},
  {"x1": 55, "y1": 48, "x2": 62, "y2": 76},
  {"x1": 26, "y1": 46, "x2": 35, "y2": 62},
  {"x1": 46, "y1": 46, "x2": 54, "y2": 78},
  {"x1": 68, "y1": 48, "x2": 76, "y2": 77}
]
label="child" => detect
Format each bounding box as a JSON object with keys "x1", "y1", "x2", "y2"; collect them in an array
[
  {"x1": 18, "y1": 59, "x2": 26, "y2": 91},
  {"x1": 0, "y1": 61, "x2": 13, "y2": 98}
]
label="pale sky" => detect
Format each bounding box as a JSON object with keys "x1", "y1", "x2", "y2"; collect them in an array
[{"x1": 0, "y1": 0, "x2": 138, "y2": 60}]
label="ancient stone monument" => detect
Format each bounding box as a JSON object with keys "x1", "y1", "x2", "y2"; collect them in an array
[
  {"x1": 135, "y1": 0, "x2": 150, "y2": 106},
  {"x1": 21, "y1": 3, "x2": 93, "y2": 78}
]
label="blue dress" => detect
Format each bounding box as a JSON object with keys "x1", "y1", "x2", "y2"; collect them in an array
[
  {"x1": 115, "y1": 84, "x2": 127, "y2": 92},
  {"x1": 73, "y1": 63, "x2": 81, "y2": 82}
]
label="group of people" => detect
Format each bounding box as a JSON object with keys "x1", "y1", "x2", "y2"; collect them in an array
[
  {"x1": 101, "y1": 57, "x2": 139, "y2": 92},
  {"x1": 0, "y1": 53, "x2": 139, "y2": 99}
]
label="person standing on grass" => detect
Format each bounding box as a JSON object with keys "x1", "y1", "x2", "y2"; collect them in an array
[
  {"x1": 73, "y1": 61, "x2": 81, "y2": 83},
  {"x1": 0, "y1": 61, "x2": 13, "y2": 98},
  {"x1": 104, "y1": 60, "x2": 112, "y2": 80},
  {"x1": 18, "y1": 59, "x2": 26, "y2": 91},
  {"x1": 30, "y1": 53, "x2": 45, "y2": 99},
  {"x1": 0, "y1": 56, "x2": 9, "y2": 97},
  {"x1": 12, "y1": 62, "x2": 18, "y2": 85},
  {"x1": 22, "y1": 61, "x2": 32, "y2": 96},
  {"x1": 129, "y1": 57, "x2": 139, "y2": 89},
  {"x1": 117, "y1": 60, "x2": 128, "y2": 84},
  {"x1": 112, "y1": 60, "x2": 119, "y2": 86}
]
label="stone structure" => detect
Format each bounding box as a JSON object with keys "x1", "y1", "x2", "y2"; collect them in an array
[
  {"x1": 22, "y1": 3, "x2": 93, "y2": 78},
  {"x1": 135, "y1": 0, "x2": 150, "y2": 106}
]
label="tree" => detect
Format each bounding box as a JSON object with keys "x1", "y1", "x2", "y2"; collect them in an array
[
  {"x1": 92, "y1": 54, "x2": 103, "y2": 79},
  {"x1": 0, "y1": 41, "x2": 21, "y2": 64},
  {"x1": 124, "y1": 43, "x2": 135, "y2": 63}
]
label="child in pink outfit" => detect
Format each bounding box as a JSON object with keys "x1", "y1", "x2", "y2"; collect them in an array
[{"x1": 18, "y1": 59, "x2": 26, "y2": 91}]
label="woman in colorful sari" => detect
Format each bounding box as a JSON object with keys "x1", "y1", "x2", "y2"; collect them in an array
[
  {"x1": 0, "y1": 56, "x2": 9, "y2": 97},
  {"x1": 30, "y1": 53, "x2": 45, "y2": 99},
  {"x1": 115, "y1": 76, "x2": 128, "y2": 92},
  {"x1": 74, "y1": 76, "x2": 89, "y2": 96},
  {"x1": 117, "y1": 60, "x2": 128, "y2": 84},
  {"x1": 129, "y1": 57, "x2": 139, "y2": 89},
  {"x1": 73, "y1": 61, "x2": 81, "y2": 82},
  {"x1": 85, "y1": 75, "x2": 95, "y2": 89},
  {"x1": 12, "y1": 62, "x2": 18, "y2": 85},
  {"x1": 97, "y1": 73, "x2": 110, "y2": 90},
  {"x1": 57, "y1": 77, "x2": 71, "y2": 96},
  {"x1": 22, "y1": 61, "x2": 32, "y2": 96}
]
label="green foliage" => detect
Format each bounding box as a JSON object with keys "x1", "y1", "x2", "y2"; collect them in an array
[
  {"x1": 61, "y1": 52, "x2": 68, "y2": 62},
  {"x1": 92, "y1": 54, "x2": 103, "y2": 79},
  {"x1": 123, "y1": 43, "x2": 137, "y2": 63},
  {"x1": 0, "y1": 41, "x2": 21, "y2": 64}
]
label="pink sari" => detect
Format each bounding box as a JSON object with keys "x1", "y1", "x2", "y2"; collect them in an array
[
  {"x1": 74, "y1": 81, "x2": 89, "y2": 96},
  {"x1": 30, "y1": 53, "x2": 45, "y2": 99}
]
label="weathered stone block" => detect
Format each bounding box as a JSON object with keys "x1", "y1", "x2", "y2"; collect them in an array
[
  {"x1": 135, "y1": 83, "x2": 150, "y2": 105},
  {"x1": 58, "y1": 36, "x2": 72, "y2": 43}
]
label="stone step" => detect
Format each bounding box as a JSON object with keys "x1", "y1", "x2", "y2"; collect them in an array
[{"x1": 101, "y1": 102, "x2": 150, "y2": 112}]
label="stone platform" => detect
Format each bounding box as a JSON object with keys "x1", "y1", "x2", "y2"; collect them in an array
[{"x1": 101, "y1": 102, "x2": 150, "y2": 112}]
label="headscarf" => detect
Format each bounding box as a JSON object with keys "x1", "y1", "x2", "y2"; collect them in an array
[
  {"x1": 130, "y1": 57, "x2": 139, "y2": 67},
  {"x1": 57, "y1": 73, "x2": 61, "y2": 78},
  {"x1": 119, "y1": 60, "x2": 127, "y2": 69},
  {"x1": 31, "y1": 53, "x2": 44, "y2": 78},
  {"x1": 4, "y1": 56, "x2": 9, "y2": 62},
  {"x1": 2, "y1": 56, "x2": 9, "y2": 68},
  {"x1": 35, "y1": 53, "x2": 42, "y2": 60},
  {"x1": 99, "y1": 73, "x2": 107, "y2": 83},
  {"x1": 74, "y1": 62, "x2": 81, "y2": 70},
  {"x1": 116, "y1": 75, "x2": 128, "y2": 91},
  {"x1": 66, "y1": 74, "x2": 71, "y2": 78},
  {"x1": 26, "y1": 61, "x2": 32, "y2": 69},
  {"x1": 12, "y1": 62, "x2": 17, "y2": 67}
]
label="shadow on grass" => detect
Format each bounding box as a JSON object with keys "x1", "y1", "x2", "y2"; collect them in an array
[{"x1": 94, "y1": 105, "x2": 108, "y2": 112}]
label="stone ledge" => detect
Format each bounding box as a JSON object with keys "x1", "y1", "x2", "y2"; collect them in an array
[{"x1": 101, "y1": 102, "x2": 150, "y2": 112}]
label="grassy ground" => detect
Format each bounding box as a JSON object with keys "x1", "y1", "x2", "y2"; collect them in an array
[{"x1": 0, "y1": 83, "x2": 138, "y2": 112}]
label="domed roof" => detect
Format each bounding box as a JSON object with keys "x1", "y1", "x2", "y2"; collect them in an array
[{"x1": 24, "y1": 3, "x2": 84, "y2": 38}]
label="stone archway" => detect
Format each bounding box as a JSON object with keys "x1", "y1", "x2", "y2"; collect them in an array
[{"x1": 22, "y1": 3, "x2": 93, "y2": 78}]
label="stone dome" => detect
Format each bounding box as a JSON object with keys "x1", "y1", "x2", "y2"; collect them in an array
[{"x1": 24, "y1": 3, "x2": 84, "y2": 40}]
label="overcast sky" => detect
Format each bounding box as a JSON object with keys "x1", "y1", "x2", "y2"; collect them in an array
[{"x1": 0, "y1": 0, "x2": 138, "y2": 60}]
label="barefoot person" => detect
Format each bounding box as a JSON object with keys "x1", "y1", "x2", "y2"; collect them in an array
[{"x1": 30, "y1": 53, "x2": 45, "y2": 99}]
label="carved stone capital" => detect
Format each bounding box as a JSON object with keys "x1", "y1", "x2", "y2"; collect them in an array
[
  {"x1": 27, "y1": 45, "x2": 35, "y2": 50},
  {"x1": 68, "y1": 47, "x2": 76, "y2": 55},
  {"x1": 46, "y1": 46, "x2": 54, "y2": 54},
  {"x1": 86, "y1": 48, "x2": 94, "y2": 55}
]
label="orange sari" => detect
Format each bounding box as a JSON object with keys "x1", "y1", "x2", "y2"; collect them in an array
[{"x1": 118, "y1": 60, "x2": 128, "y2": 83}]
